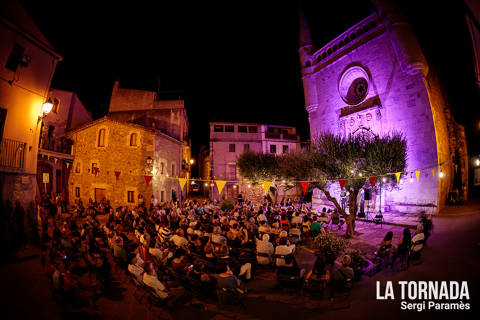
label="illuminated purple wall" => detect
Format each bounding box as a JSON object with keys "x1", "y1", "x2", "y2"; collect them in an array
[{"x1": 300, "y1": 12, "x2": 441, "y2": 213}]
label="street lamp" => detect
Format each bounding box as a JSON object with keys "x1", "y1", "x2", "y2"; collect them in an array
[
  {"x1": 38, "y1": 98, "x2": 54, "y2": 124},
  {"x1": 146, "y1": 156, "x2": 153, "y2": 165},
  {"x1": 190, "y1": 159, "x2": 194, "y2": 165}
]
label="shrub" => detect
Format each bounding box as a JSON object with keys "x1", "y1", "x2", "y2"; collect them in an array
[{"x1": 313, "y1": 232, "x2": 349, "y2": 264}]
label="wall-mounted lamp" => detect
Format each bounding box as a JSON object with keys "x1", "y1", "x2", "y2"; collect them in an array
[
  {"x1": 190, "y1": 159, "x2": 194, "y2": 165},
  {"x1": 38, "y1": 98, "x2": 53, "y2": 124},
  {"x1": 439, "y1": 171, "x2": 444, "y2": 178},
  {"x1": 146, "y1": 156, "x2": 153, "y2": 165},
  {"x1": 476, "y1": 159, "x2": 480, "y2": 167}
]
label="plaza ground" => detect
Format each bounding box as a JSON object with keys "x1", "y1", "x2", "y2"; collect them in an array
[{"x1": 1, "y1": 200, "x2": 479, "y2": 320}]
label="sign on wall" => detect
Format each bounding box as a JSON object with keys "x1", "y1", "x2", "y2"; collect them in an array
[{"x1": 43, "y1": 173, "x2": 49, "y2": 184}]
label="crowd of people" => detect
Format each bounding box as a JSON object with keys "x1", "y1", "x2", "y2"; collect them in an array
[{"x1": 33, "y1": 193, "x2": 430, "y2": 314}]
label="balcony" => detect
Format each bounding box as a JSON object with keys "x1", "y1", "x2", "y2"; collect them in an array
[
  {"x1": 265, "y1": 132, "x2": 281, "y2": 139},
  {"x1": 39, "y1": 137, "x2": 73, "y2": 155},
  {"x1": 282, "y1": 133, "x2": 298, "y2": 141},
  {"x1": 0, "y1": 138, "x2": 26, "y2": 170}
]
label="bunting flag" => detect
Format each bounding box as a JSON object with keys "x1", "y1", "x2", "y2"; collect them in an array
[
  {"x1": 395, "y1": 172, "x2": 401, "y2": 183},
  {"x1": 54, "y1": 158, "x2": 58, "y2": 164},
  {"x1": 262, "y1": 181, "x2": 272, "y2": 194},
  {"x1": 144, "y1": 175, "x2": 153, "y2": 187},
  {"x1": 114, "y1": 171, "x2": 121, "y2": 181},
  {"x1": 431, "y1": 169, "x2": 435, "y2": 178},
  {"x1": 66, "y1": 163, "x2": 70, "y2": 168},
  {"x1": 93, "y1": 167, "x2": 99, "y2": 176},
  {"x1": 178, "y1": 178, "x2": 187, "y2": 190},
  {"x1": 415, "y1": 170, "x2": 420, "y2": 182},
  {"x1": 338, "y1": 179, "x2": 347, "y2": 190},
  {"x1": 215, "y1": 180, "x2": 227, "y2": 194},
  {"x1": 369, "y1": 176, "x2": 376, "y2": 187},
  {"x1": 299, "y1": 181, "x2": 310, "y2": 194}
]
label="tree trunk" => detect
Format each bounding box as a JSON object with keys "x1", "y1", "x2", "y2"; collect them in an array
[{"x1": 346, "y1": 190, "x2": 359, "y2": 238}]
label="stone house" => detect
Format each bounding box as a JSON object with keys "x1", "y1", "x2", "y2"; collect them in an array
[{"x1": 66, "y1": 117, "x2": 185, "y2": 208}]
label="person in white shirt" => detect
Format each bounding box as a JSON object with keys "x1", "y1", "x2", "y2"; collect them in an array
[
  {"x1": 170, "y1": 229, "x2": 188, "y2": 248},
  {"x1": 291, "y1": 212, "x2": 303, "y2": 226},
  {"x1": 142, "y1": 262, "x2": 184, "y2": 305},
  {"x1": 411, "y1": 225, "x2": 425, "y2": 253},
  {"x1": 256, "y1": 234, "x2": 274, "y2": 265},
  {"x1": 275, "y1": 237, "x2": 296, "y2": 267},
  {"x1": 128, "y1": 256, "x2": 144, "y2": 282}
]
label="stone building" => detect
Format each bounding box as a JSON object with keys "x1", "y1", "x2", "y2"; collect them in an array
[
  {"x1": 0, "y1": 0, "x2": 61, "y2": 210},
  {"x1": 37, "y1": 89, "x2": 92, "y2": 199},
  {"x1": 67, "y1": 117, "x2": 185, "y2": 208},
  {"x1": 198, "y1": 145, "x2": 210, "y2": 197},
  {"x1": 67, "y1": 81, "x2": 190, "y2": 208},
  {"x1": 210, "y1": 122, "x2": 301, "y2": 202},
  {"x1": 299, "y1": 0, "x2": 468, "y2": 214}
]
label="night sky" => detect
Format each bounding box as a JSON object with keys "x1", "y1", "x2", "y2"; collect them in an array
[{"x1": 20, "y1": 0, "x2": 480, "y2": 160}]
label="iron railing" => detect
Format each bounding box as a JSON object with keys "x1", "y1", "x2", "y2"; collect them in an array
[{"x1": 0, "y1": 138, "x2": 26, "y2": 170}]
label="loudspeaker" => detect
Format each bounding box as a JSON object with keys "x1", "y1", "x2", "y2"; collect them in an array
[{"x1": 364, "y1": 189, "x2": 371, "y2": 200}]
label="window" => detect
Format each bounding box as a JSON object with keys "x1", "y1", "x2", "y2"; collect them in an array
[
  {"x1": 97, "y1": 128, "x2": 106, "y2": 147},
  {"x1": 91, "y1": 162, "x2": 99, "y2": 175},
  {"x1": 238, "y1": 126, "x2": 247, "y2": 133},
  {"x1": 244, "y1": 144, "x2": 250, "y2": 152},
  {"x1": 5, "y1": 44, "x2": 25, "y2": 72},
  {"x1": 129, "y1": 133, "x2": 137, "y2": 146},
  {"x1": 248, "y1": 126, "x2": 258, "y2": 133},
  {"x1": 225, "y1": 125, "x2": 234, "y2": 132},
  {"x1": 228, "y1": 165, "x2": 236, "y2": 180},
  {"x1": 229, "y1": 144, "x2": 236, "y2": 152},
  {"x1": 270, "y1": 144, "x2": 276, "y2": 154},
  {"x1": 171, "y1": 164, "x2": 175, "y2": 177},
  {"x1": 75, "y1": 187, "x2": 80, "y2": 198},
  {"x1": 282, "y1": 145, "x2": 289, "y2": 154},
  {"x1": 75, "y1": 162, "x2": 81, "y2": 173},
  {"x1": 160, "y1": 162, "x2": 165, "y2": 174},
  {"x1": 52, "y1": 98, "x2": 60, "y2": 113},
  {"x1": 214, "y1": 125, "x2": 224, "y2": 132},
  {"x1": 161, "y1": 190, "x2": 165, "y2": 202},
  {"x1": 127, "y1": 190, "x2": 135, "y2": 203},
  {"x1": 48, "y1": 125, "x2": 55, "y2": 138}
]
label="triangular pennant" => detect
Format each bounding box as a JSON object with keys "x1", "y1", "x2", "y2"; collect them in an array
[
  {"x1": 395, "y1": 172, "x2": 401, "y2": 183},
  {"x1": 114, "y1": 171, "x2": 121, "y2": 181},
  {"x1": 338, "y1": 179, "x2": 347, "y2": 190},
  {"x1": 369, "y1": 176, "x2": 376, "y2": 187},
  {"x1": 215, "y1": 180, "x2": 227, "y2": 194},
  {"x1": 431, "y1": 169, "x2": 435, "y2": 179},
  {"x1": 66, "y1": 163, "x2": 70, "y2": 168},
  {"x1": 93, "y1": 167, "x2": 99, "y2": 176},
  {"x1": 178, "y1": 178, "x2": 187, "y2": 190},
  {"x1": 262, "y1": 181, "x2": 272, "y2": 194},
  {"x1": 144, "y1": 175, "x2": 153, "y2": 187},
  {"x1": 299, "y1": 181, "x2": 310, "y2": 194},
  {"x1": 415, "y1": 170, "x2": 420, "y2": 182},
  {"x1": 54, "y1": 158, "x2": 58, "y2": 164}
]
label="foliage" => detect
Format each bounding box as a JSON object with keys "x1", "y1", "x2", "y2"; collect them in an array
[
  {"x1": 220, "y1": 199, "x2": 234, "y2": 210},
  {"x1": 346, "y1": 249, "x2": 368, "y2": 270},
  {"x1": 236, "y1": 151, "x2": 280, "y2": 184},
  {"x1": 313, "y1": 232, "x2": 349, "y2": 264}
]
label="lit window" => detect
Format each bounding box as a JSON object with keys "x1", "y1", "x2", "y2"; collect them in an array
[
  {"x1": 97, "y1": 128, "x2": 106, "y2": 147},
  {"x1": 127, "y1": 191, "x2": 135, "y2": 203},
  {"x1": 270, "y1": 145, "x2": 276, "y2": 154},
  {"x1": 75, "y1": 162, "x2": 81, "y2": 173},
  {"x1": 130, "y1": 133, "x2": 137, "y2": 146},
  {"x1": 229, "y1": 144, "x2": 236, "y2": 152}
]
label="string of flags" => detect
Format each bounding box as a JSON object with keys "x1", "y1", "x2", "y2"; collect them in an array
[{"x1": 39, "y1": 153, "x2": 73, "y2": 168}]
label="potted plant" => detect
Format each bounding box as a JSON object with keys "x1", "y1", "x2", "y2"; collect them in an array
[
  {"x1": 313, "y1": 232, "x2": 349, "y2": 265},
  {"x1": 346, "y1": 249, "x2": 373, "y2": 281}
]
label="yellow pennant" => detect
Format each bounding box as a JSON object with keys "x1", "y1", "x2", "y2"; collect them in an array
[
  {"x1": 395, "y1": 172, "x2": 401, "y2": 183},
  {"x1": 66, "y1": 163, "x2": 70, "y2": 168},
  {"x1": 431, "y1": 169, "x2": 435, "y2": 178},
  {"x1": 178, "y1": 178, "x2": 187, "y2": 190},
  {"x1": 54, "y1": 158, "x2": 58, "y2": 164},
  {"x1": 215, "y1": 180, "x2": 227, "y2": 194},
  {"x1": 415, "y1": 170, "x2": 420, "y2": 182},
  {"x1": 262, "y1": 181, "x2": 272, "y2": 194}
]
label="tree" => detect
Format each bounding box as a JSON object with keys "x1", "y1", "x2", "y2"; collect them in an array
[{"x1": 236, "y1": 132, "x2": 407, "y2": 238}]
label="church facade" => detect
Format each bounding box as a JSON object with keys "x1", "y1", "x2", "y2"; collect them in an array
[{"x1": 299, "y1": 0, "x2": 468, "y2": 214}]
